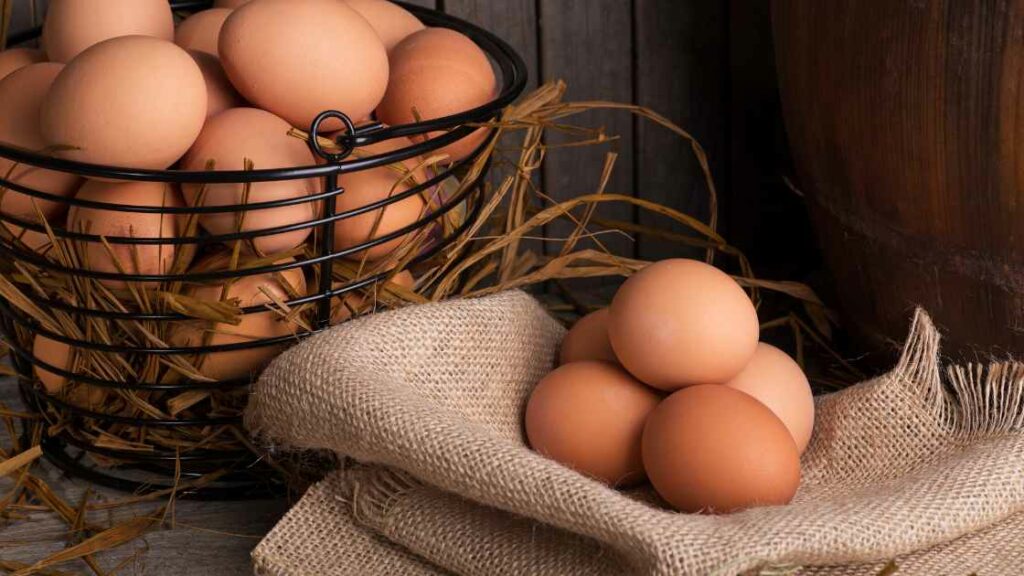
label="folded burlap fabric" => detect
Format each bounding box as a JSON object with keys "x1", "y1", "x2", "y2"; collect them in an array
[{"x1": 247, "y1": 290, "x2": 1024, "y2": 576}]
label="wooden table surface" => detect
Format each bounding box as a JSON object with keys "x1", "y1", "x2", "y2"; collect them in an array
[{"x1": 0, "y1": 377, "x2": 291, "y2": 576}]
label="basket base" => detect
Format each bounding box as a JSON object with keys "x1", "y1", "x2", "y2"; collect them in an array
[{"x1": 13, "y1": 375, "x2": 288, "y2": 501}]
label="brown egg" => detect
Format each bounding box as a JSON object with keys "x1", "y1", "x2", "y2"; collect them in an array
[
  {"x1": 3, "y1": 225, "x2": 56, "y2": 256},
  {"x1": 328, "y1": 133, "x2": 434, "y2": 262},
  {"x1": 188, "y1": 51, "x2": 246, "y2": 119},
  {"x1": 0, "y1": 64, "x2": 82, "y2": 227},
  {"x1": 66, "y1": 180, "x2": 182, "y2": 289},
  {"x1": 214, "y1": 0, "x2": 251, "y2": 7},
  {"x1": 32, "y1": 334, "x2": 105, "y2": 408},
  {"x1": 175, "y1": 8, "x2": 231, "y2": 57},
  {"x1": 377, "y1": 28, "x2": 497, "y2": 162},
  {"x1": 180, "y1": 107, "x2": 319, "y2": 256},
  {"x1": 342, "y1": 133, "x2": 431, "y2": 184},
  {"x1": 33, "y1": 333, "x2": 72, "y2": 394},
  {"x1": 608, "y1": 259, "x2": 759, "y2": 391},
  {"x1": 345, "y1": 0, "x2": 425, "y2": 53},
  {"x1": 333, "y1": 153, "x2": 427, "y2": 261},
  {"x1": 42, "y1": 0, "x2": 174, "y2": 63},
  {"x1": 170, "y1": 253, "x2": 306, "y2": 382},
  {"x1": 642, "y1": 385, "x2": 801, "y2": 513},
  {"x1": 724, "y1": 343, "x2": 815, "y2": 454},
  {"x1": 331, "y1": 270, "x2": 414, "y2": 324},
  {"x1": 559, "y1": 308, "x2": 618, "y2": 365},
  {"x1": 220, "y1": 0, "x2": 389, "y2": 131},
  {"x1": 0, "y1": 48, "x2": 46, "y2": 81},
  {"x1": 41, "y1": 36, "x2": 207, "y2": 171},
  {"x1": 526, "y1": 361, "x2": 661, "y2": 486}
]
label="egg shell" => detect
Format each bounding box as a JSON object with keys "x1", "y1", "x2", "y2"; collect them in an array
[
  {"x1": 377, "y1": 28, "x2": 497, "y2": 162},
  {"x1": 214, "y1": 0, "x2": 251, "y2": 7},
  {"x1": 642, "y1": 385, "x2": 801, "y2": 513},
  {"x1": 41, "y1": 36, "x2": 208, "y2": 171},
  {"x1": 3, "y1": 224, "x2": 57, "y2": 256},
  {"x1": 328, "y1": 134, "x2": 434, "y2": 261},
  {"x1": 345, "y1": 0, "x2": 425, "y2": 53},
  {"x1": 608, "y1": 258, "x2": 760, "y2": 390},
  {"x1": 724, "y1": 343, "x2": 815, "y2": 453},
  {"x1": 332, "y1": 270, "x2": 415, "y2": 324},
  {"x1": 175, "y1": 8, "x2": 232, "y2": 57},
  {"x1": 0, "y1": 48, "x2": 46, "y2": 81},
  {"x1": 170, "y1": 253, "x2": 306, "y2": 382},
  {"x1": 180, "y1": 107, "x2": 319, "y2": 256},
  {"x1": 219, "y1": 0, "x2": 389, "y2": 131},
  {"x1": 559, "y1": 308, "x2": 618, "y2": 365},
  {"x1": 66, "y1": 180, "x2": 183, "y2": 289},
  {"x1": 33, "y1": 333, "x2": 72, "y2": 394},
  {"x1": 32, "y1": 334, "x2": 106, "y2": 408},
  {"x1": 0, "y1": 63, "x2": 82, "y2": 225},
  {"x1": 333, "y1": 155, "x2": 427, "y2": 261},
  {"x1": 526, "y1": 361, "x2": 661, "y2": 486},
  {"x1": 188, "y1": 51, "x2": 246, "y2": 119},
  {"x1": 42, "y1": 0, "x2": 174, "y2": 63},
  {"x1": 340, "y1": 132, "x2": 431, "y2": 184}
]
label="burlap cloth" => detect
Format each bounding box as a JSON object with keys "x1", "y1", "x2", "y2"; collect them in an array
[{"x1": 246, "y1": 290, "x2": 1024, "y2": 575}]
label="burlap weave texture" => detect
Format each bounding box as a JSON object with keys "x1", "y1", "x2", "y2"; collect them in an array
[{"x1": 249, "y1": 290, "x2": 1024, "y2": 576}]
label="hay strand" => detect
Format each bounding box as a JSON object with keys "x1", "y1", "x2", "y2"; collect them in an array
[{"x1": 0, "y1": 444, "x2": 42, "y2": 477}]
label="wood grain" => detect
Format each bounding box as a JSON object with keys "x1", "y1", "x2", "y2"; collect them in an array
[
  {"x1": 538, "y1": 0, "x2": 636, "y2": 265},
  {"x1": 634, "y1": 0, "x2": 727, "y2": 261},
  {"x1": 443, "y1": 0, "x2": 538, "y2": 88},
  {"x1": 773, "y1": 0, "x2": 1024, "y2": 358},
  {"x1": 402, "y1": 0, "x2": 437, "y2": 9},
  {"x1": 726, "y1": 0, "x2": 815, "y2": 280},
  {"x1": 7, "y1": 0, "x2": 40, "y2": 40}
]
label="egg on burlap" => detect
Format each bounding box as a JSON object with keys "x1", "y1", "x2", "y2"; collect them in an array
[
  {"x1": 0, "y1": 48, "x2": 46, "y2": 81},
  {"x1": 608, "y1": 259, "x2": 759, "y2": 391},
  {"x1": 642, "y1": 385, "x2": 801, "y2": 513},
  {"x1": 724, "y1": 343, "x2": 816, "y2": 454},
  {"x1": 559, "y1": 308, "x2": 618, "y2": 365},
  {"x1": 526, "y1": 361, "x2": 662, "y2": 487}
]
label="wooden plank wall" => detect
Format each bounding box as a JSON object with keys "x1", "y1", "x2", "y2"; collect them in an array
[
  {"x1": 8, "y1": 0, "x2": 807, "y2": 278},
  {"x1": 413, "y1": 0, "x2": 741, "y2": 266}
]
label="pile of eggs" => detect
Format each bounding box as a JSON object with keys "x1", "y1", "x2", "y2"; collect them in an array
[
  {"x1": 0, "y1": 0, "x2": 498, "y2": 386},
  {"x1": 526, "y1": 258, "x2": 815, "y2": 514}
]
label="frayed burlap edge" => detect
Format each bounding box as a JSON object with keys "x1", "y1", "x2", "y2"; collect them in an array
[{"x1": 891, "y1": 309, "x2": 1024, "y2": 442}]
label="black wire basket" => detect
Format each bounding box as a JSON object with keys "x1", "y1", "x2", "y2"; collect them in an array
[{"x1": 0, "y1": 0, "x2": 527, "y2": 499}]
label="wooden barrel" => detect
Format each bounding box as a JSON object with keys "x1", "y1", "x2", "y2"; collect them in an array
[{"x1": 772, "y1": 0, "x2": 1024, "y2": 359}]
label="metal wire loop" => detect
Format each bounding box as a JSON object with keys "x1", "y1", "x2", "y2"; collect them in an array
[{"x1": 308, "y1": 110, "x2": 357, "y2": 163}]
